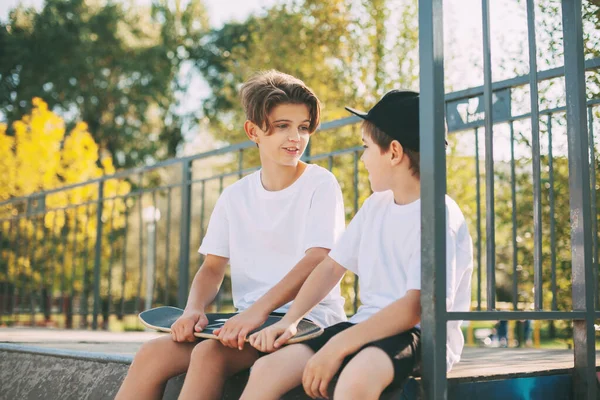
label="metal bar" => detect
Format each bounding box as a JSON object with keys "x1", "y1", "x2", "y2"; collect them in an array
[
  {"x1": 0, "y1": 141, "x2": 258, "y2": 207},
  {"x1": 447, "y1": 99, "x2": 600, "y2": 134},
  {"x1": 447, "y1": 311, "x2": 588, "y2": 321},
  {"x1": 106, "y1": 199, "x2": 117, "y2": 326},
  {"x1": 509, "y1": 122, "x2": 518, "y2": 310},
  {"x1": 482, "y1": 0, "x2": 496, "y2": 311},
  {"x1": 13, "y1": 218, "x2": 21, "y2": 322},
  {"x1": 119, "y1": 206, "x2": 129, "y2": 318},
  {"x1": 352, "y1": 151, "x2": 360, "y2": 314},
  {"x1": 3, "y1": 63, "x2": 600, "y2": 212},
  {"x1": 216, "y1": 177, "x2": 224, "y2": 311},
  {"x1": 198, "y1": 180, "x2": 206, "y2": 271},
  {"x1": 588, "y1": 107, "x2": 599, "y2": 310},
  {"x1": 1, "y1": 221, "x2": 10, "y2": 316},
  {"x1": 475, "y1": 128, "x2": 482, "y2": 310},
  {"x1": 81, "y1": 203, "x2": 91, "y2": 327},
  {"x1": 444, "y1": 57, "x2": 600, "y2": 103},
  {"x1": 419, "y1": 0, "x2": 448, "y2": 397},
  {"x1": 60, "y1": 209, "x2": 68, "y2": 316},
  {"x1": 561, "y1": 1, "x2": 597, "y2": 398},
  {"x1": 29, "y1": 213, "x2": 38, "y2": 325},
  {"x1": 48, "y1": 211, "x2": 58, "y2": 320},
  {"x1": 151, "y1": 190, "x2": 158, "y2": 304},
  {"x1": 328, "y1": 155, "x2": 333, "y2": 171},
  {"x1": 527, "y1": 0, "x2": 543, "y2": 311},
  {"x1": 39, "y1": 211, "x2": 49, "y2": 320},
  {"x1": 92, "y1": 181, "x2": 104, "y2": 330},
  {"x1": 178, "y1": 161, "x2": 192, "y2": 308},
  {"x1": 137, "y1": 177, "x2": 144, "y2": 314},
  {"x1": 164, "y1": 188, "x2": 172, "y2": 305},
  {"x1": 0, "y1": 220, "x2": 9, "y2": 316},
  {"x1": 36, "y1": 213, "x2": 46, "y2": 321},
  {"x1": 548, "y1": 114, "x2": 558, "y2": 311},
  {"x1": 69, "y1": 208, "x2": 78, "y2": 326}
]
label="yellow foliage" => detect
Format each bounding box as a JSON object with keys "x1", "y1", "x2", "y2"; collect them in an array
[
  {"x1": 0, "y1": 98, "x2": 131, "y2": 223},
  {"x1": 0, "y1": 98, "x2": 131, "y2": 287}
]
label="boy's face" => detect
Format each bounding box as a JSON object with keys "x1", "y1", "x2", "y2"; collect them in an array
[
  {"x1": 361, "y1": 132, "x2": 394, "y2": 192},
  {"x1": 247, "y1": 103, "x2": 311, "y2": 167}
]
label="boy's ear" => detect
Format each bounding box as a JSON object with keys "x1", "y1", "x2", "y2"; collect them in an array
[
  {"x1": 389, "y1": 140, "x2": 404, "y2": 166},
  {"x1": 244, "y1": 120, "x2": 260, "y2": 144}
]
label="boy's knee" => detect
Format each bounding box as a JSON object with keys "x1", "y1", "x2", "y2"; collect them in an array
[
  {"x1": 133, "y1": 337, "x2": 168, "y2": 364},
  {"x1": 248, "y1": 354, "x2": 275, "y2": 377},
  {"x1": 335, "y1": 371, "x2": 380, "y2": 400},
  {"x1": 190, "y1": 339, "x2": 222, "y2": 361}
]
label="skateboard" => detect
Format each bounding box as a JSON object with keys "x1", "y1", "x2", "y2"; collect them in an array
[{"x1": 138, "y1": 306, "x2": 323, "y2": 344}]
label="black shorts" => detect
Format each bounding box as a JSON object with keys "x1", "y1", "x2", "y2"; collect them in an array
[{"x1": 301, "y1": 322, "x2": 421, "y2": 391}]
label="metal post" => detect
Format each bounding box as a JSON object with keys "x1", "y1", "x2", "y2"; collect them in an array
[
  {"x1": 419, "y1": 0, "x2": 447, "y2": 398},
  {"x1": 588, "y1": 107, "x2": 599, "y2": 310},
  {"x1": 475, "y1": 128, "x2": 482, "y2": 310},
  {"x1": 92, "y1": 180, "x2": 104, "y2": 330},
  {"x1": 509, "y1": 122, "x2": 518, "y2": 310},
  {"x1": 526, "y1": 0, "x2": 543, "y2": 311},
  {"x1": 178, "y1": 161, "x2": 192, "y2": 308},
  {"x1": 561, "y1": 0, "x2": 597, "y2": 398},
  {"x1": 548, "y1": 114, "x2": 558, "y2": 311},
  {"x1": 143, "y1": 205, "x2": 160, "y2": 311},
  {"x1": 482, "y1": 0, "x2": 496, "y2": 311},
  {"x1": 353, "y1": 151, "x2": 359, "y2": 313}
]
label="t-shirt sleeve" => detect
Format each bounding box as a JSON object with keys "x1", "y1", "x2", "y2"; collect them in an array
[
  {"x1": 303, "y1": 178, "x2": 346, "y2": 252},
  {"x1": 198, "y1": 191, "x2": 230, "y2": 258},
  {"x1": 328, "y1": 198, "x2": 369, "y2": 274}
]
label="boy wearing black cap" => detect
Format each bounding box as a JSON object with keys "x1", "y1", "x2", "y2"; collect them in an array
[{"x1": 239, "y1": 90, "x2": 474, "y2": 400}]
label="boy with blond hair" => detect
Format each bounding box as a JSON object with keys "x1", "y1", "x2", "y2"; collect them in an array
[
  {"x1": 241, "y1": 90, "x2": 474, "y2": 400},
  {"x1": 116, "y1": 71, "x2": 347, "y2": 400}
]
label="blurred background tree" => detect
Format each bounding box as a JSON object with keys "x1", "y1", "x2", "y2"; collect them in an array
[{"x1": 0, "y1": 0, "x2": 209, "y2": 168}]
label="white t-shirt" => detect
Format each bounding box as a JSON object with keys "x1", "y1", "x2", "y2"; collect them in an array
[
  {"x1": 198, "y1": 164, "x2": 347, "y2": 328},
  {"x1": 328, "y1": 191, "x2": 473, "y2": 372}
]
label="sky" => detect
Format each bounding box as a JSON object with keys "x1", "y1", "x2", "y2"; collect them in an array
[
  {"x1": 0, "y1": 0, "x2": 278, "y2": 27},
  {"x1": 1, "y1": 0, "x2": 591, "y2": 161}
]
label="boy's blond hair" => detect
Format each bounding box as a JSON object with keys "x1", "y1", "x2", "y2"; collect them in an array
[{"x1": 240, "y1": 70, "x2": 321, "y2": 134}]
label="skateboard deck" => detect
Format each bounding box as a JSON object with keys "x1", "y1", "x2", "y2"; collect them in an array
[{"x1": 138, "y1": 306, "x2": 323, "y2": 344}]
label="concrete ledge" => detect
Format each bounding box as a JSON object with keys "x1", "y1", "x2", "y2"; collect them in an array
[
  {"x1": 0, "y1": 344, "x2": 409, "y2": 399},
  {"x1": 2, "y1": 343, "x2": 589, "y2": 400}
]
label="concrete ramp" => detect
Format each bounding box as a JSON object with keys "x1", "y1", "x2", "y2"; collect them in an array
[{"x1": 0, "y1": 344, "x2": 185, "y2": 400}]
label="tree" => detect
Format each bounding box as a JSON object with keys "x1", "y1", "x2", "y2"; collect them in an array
[
  {"x1": 190, "y1": 0, "x2": 420, "y2": 152},
  {"x1": 0, "y1": 98, "x2": 130, "y2": 326},
  {"x1": 0, "y1": 0, "x2": 209, "y2": 169}
]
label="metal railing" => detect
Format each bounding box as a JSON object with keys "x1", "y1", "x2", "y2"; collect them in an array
[
  {"x1": 420, "y1": 0, "x2": 598, "y2": 398},
  {"x1": 0, "y1": 2, "x2": 599, "y2": 397}
]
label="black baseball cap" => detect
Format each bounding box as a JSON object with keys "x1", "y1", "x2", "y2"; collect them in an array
[{"x1": 345, "y1": 90, "x2": 420, "y2": 151}]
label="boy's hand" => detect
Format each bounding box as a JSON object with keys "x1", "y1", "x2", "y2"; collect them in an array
[
  {"x1": 302, "y1": 337, "x2": 346, "y2": 399},
  {"x1": 213, "y1": 307, "x2": 268, "y2": 350},
  {"x1": 170, "y1": 309, "x2": 208, "y2": 343},
  {"x1": 248, "y1": 320, "x2": 298, "y2": 353}
]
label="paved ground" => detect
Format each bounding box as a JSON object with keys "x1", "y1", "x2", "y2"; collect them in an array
[{"x1": 1, "y1": 328, "x2": 598, "y2": 380}]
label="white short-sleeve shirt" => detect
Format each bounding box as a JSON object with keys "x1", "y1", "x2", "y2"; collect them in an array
[
  {"x1": 199, "y1": 164, "x2": 347, "y2": 327},
  {"x1": 328, "y1": 191, "x2": 473, "y2": 371}
]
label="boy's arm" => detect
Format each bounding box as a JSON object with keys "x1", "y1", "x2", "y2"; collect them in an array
[
  {"x1": 248, "y1": 256, "x2": 347, "y2": 352},
  {"x1": 249, "y1": 247, "x2": 330, "y2": 315},
  {"x1": 170, "y1": 254, "x2": 228, "y2": 342},
  {"x1": 214, "y1": 247, "x2": 332, "y2": 349},
  {"x1": 301, "y1": 291, "x2": 420, "y2": 399},
  {"x1": 185, "y1": 254, "x2": 229, "y2": 311},
  {"x1": 327, "y1": 290, "x2": 421, "y2": 357}
]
